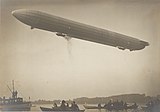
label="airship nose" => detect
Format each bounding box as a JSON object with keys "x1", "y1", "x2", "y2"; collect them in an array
[
  {"x1": 12, "y1": 10, "x2": 17, "y2": 17},
  {"x1": 12, "y1": 9, "x2": 39, "y2": 28},
  {"x1": 145, "y1": 42, "x2": 149, "y2": 46},
  {"x1": 12, "y1": 10, "x2": 23, "y2": 18},
  {"x1": 12, "y1": 9, "x2": 30, "y2": 25}
]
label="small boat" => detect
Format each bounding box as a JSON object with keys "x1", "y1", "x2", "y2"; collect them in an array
[
  {"x1": 40, "y1": 106, "x2": 85, "y2": 112},
  {"x1": 109, "y1": 104, "x2": 138, "y2": 110},
  {"x1": 0, "y1": 80, "x2": 32, "y2": 111},
  {"x1": 84, "y1": 103, "x2": 138, "y2": 111}
]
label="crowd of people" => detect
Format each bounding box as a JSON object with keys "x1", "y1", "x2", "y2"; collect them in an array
[
  {"x1": 102, "y1": 100, "x2": 138, "y2": 111},
  {"x1": 52, "y1": 100, "x2": 79, "y2": 111}
]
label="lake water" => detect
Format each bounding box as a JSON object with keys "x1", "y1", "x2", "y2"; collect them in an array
[{"x1": 31, "y1": 104, "x2": 144, "y2": 112}]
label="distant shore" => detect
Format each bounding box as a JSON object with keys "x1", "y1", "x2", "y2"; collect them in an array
[{"x1": 32, "y1": 93, "x2": 160, "y2": 104}]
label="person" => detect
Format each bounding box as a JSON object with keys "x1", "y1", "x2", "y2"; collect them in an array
[
  {"x1": 53, "y1": 103, "x2": 57, "y2": 107},
  {"x1": 104, "y1": 100, "x2": 112, "y2": 110},
  {"x1": 133, "y1": 102, "x2": 137, "y2": 106},
  {"x1": 66, "y1": 103, "x2": 70, "y2": 110},
  {"x1": 123, "y1": 102, "x2": 128, "y2": 111},
  {"x1": 71, "y1": 101, "x2": 79, "y2": 110},
  {"x1": 113, "y1": 100, "x2": 119, "y2": 110},
  {"x1": 98, "y1": 103, "x2": 101, "y2": 109},
  {"x1": 66, "y1": 103, "x2": 69, "y2": 107},
  {"x1": 60, "y1": 100, "x2": 66, "y2": 110},
  {"x1": 120, "y1": 100, "x2": 124, "y2": 106},
  {"x1": 124, "y1": 102, "x2": 128, "y2": 107},
  {"x1": 53, "y1": 103, "x2": 59, "y2": 110}
]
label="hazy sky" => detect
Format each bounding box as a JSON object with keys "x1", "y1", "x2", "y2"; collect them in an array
[{"x1": 0, "y1": 0, "x2": 160, "y2": 101}]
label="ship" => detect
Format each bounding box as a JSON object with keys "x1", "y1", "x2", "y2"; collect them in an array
[{"x1": 0, "y1": 80, "x2": 32, "y2": 111}]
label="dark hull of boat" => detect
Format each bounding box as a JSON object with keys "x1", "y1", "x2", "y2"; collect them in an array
[
  {"x1": 40, "y1": 107, "x2": 85, "y2": 112},
  {"x1": 0, "y1": 102, "x2": 31, "y2": 111},
  {"x1": 84, "y1": 105, "x2": 138, "y2": 110}
]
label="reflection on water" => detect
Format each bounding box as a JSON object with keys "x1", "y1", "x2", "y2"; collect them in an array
[{"x1": 31, "y1": 104, "x2": 144, "y2": 112}]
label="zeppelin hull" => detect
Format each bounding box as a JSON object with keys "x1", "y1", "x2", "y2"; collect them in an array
[{"x1": 12, "y1": 9, "x2": 149, "y2": 51}]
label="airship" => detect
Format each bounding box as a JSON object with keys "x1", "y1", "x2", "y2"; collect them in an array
[{"x1": 12, "y1": 9, "x2": 149, "y2": 51}]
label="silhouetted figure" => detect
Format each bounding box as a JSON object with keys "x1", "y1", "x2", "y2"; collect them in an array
[
  {"x1": 66, "y1": 103, "x2": 69, "y2": 107},
  {"x1": 53, "y1": 103, "x2": 58, "y2": 110},
  {"x1": 3, "y1": 97, "x2": 5, "y2": 104},
  {"x1": 133, "y1": 102, "x2": 137, "y2": 107},
  {"x1": 53, "y1": 103, "x2": 57, "y2": 107},
  {"x1": 120, "y1": 100, "x2": 124, "y2": 106},
  {"x1": 71, "y1": 101, "x2": 79, "y2": 110},
  {"x1": 60, "y1": 100, "x2": 66, "y2": 110},
  {"x1": 98, "y1": 103, "x2": 101, "y2": 109},
  {"x1": 104, "y1": 100, "x2": 113, "y2": 111},
  {"x1": 113, "y1": 100, "x2": 119, "y2": 110},
  {"x1": 66, "y1": 103, "x2": 70, "y2": 110},
  {"x1": 124, "y1": 102, "x2": 128, "y2": 109}
]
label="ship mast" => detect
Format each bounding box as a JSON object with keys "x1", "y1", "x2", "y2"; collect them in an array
[{"x1": 12, "y1": 80, "x2": 14, "y2": 93}]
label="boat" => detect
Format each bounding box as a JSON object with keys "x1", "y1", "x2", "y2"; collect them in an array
[
  {"x1": 84, "y1": 103, "x2": 138, "y2": 111},
  {"x1": 40, "y1": 106, "x2": 85, "y2": 112},
  {"x1": 0, "y1": 80, "x2": 32, "y2": 111}
]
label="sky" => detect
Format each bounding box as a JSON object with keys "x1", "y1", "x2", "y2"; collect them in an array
[{"x1": 0, "y1": 0, "x2": 160, "y2": 101}]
